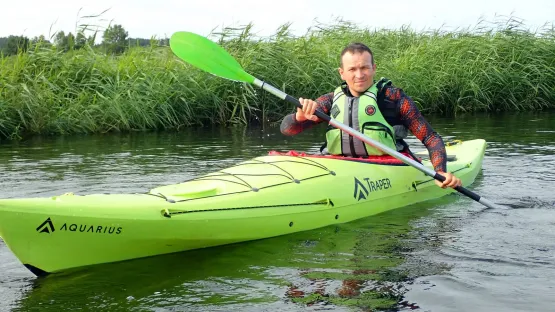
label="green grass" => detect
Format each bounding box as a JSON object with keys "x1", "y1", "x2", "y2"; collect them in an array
[{"x1": 1, "y1": 18, "x2": 554, "y2": 140}]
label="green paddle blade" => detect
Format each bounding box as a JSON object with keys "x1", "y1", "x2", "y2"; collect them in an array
[{"x1": 170, "y1": 31, "x2": 255, "y2": 84}]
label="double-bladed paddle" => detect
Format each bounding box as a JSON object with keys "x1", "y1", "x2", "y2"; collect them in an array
[{"x1": 169, "y1": 31, "x2": 500, "y2": 210}]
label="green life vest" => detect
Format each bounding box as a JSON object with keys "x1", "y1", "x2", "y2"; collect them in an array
[{"x1": 325, "y1": 80, "x2": 397, "y2": 156}]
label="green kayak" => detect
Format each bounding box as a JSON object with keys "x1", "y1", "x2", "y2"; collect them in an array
[{"x1": 0, "y1": 139, "x2": 486, "y2": 276}]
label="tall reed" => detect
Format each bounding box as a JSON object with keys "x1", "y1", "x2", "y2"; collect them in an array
[{"x1": 0, "y1": 17, "x2": 553, "y2": 140}]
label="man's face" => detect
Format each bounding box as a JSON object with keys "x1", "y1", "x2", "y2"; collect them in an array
[{"x1": 338, "y1": 51, "x2": 376, "y2": 97}]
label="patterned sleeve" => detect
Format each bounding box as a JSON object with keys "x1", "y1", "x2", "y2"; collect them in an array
[
  {"x1": 384, "y1": 87, "x2": 447, "y2": 172},
  {"x1": 279, "y1": 92, "x2": 334, "y2": 136}
]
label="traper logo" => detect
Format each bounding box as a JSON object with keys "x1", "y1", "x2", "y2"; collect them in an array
[
  {"x1": 353, "y1": 177, "x2": 392, "y2": 201},
  {"x1": 354, "y1": 178, "x2": 369, "y2": 200},
  {"x1": 36, "y1": 217, "x2": 55, "y2": 234}
]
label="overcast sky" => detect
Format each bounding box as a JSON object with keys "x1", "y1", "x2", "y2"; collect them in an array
[{"x1": 1, "y1": 0, "x2": 554, "y2": 40}]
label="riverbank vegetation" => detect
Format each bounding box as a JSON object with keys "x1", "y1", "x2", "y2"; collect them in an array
[{"x1": 1, "y1": 17, "x2": 554, "y2": 140}]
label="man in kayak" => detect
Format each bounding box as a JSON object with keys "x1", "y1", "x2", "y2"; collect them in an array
[{"x1": 280, "y1": 42, "x2": 461, "y2": 189}]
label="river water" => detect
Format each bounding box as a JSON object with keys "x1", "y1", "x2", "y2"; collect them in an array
[{"x1": 0, "y1": 111, "x2": 554, "y2": 311}]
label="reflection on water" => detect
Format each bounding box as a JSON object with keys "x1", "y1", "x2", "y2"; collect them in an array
[{"x1": 1, "y1": 110, "x2": 554, "y2": 311}]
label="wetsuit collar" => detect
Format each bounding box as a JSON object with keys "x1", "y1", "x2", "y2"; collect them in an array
[{"x1": 341, "y1": 80, "x2": 375, "y2": 97}]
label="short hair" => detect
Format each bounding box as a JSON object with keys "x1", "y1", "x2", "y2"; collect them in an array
[{"x1": 340, "y1": 42, "x2": 374, "y2": 67}]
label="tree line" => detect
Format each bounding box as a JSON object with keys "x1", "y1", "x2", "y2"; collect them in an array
[{"x1": 0, "y1": 24, "x2": 169, "y2": 56}]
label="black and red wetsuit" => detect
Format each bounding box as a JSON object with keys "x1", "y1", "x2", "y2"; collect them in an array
[{"x1": 280, "y1": 85, "x2": 448, "y2": 172}]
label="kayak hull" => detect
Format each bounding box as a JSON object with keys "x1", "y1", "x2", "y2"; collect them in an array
[{"x1": 0, "y1": 139, "x2": 486, "y2": 275}]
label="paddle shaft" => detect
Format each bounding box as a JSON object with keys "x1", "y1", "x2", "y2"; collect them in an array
[{"x1": 253, "y1": 79, "x2": 498, "y2": 209}]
